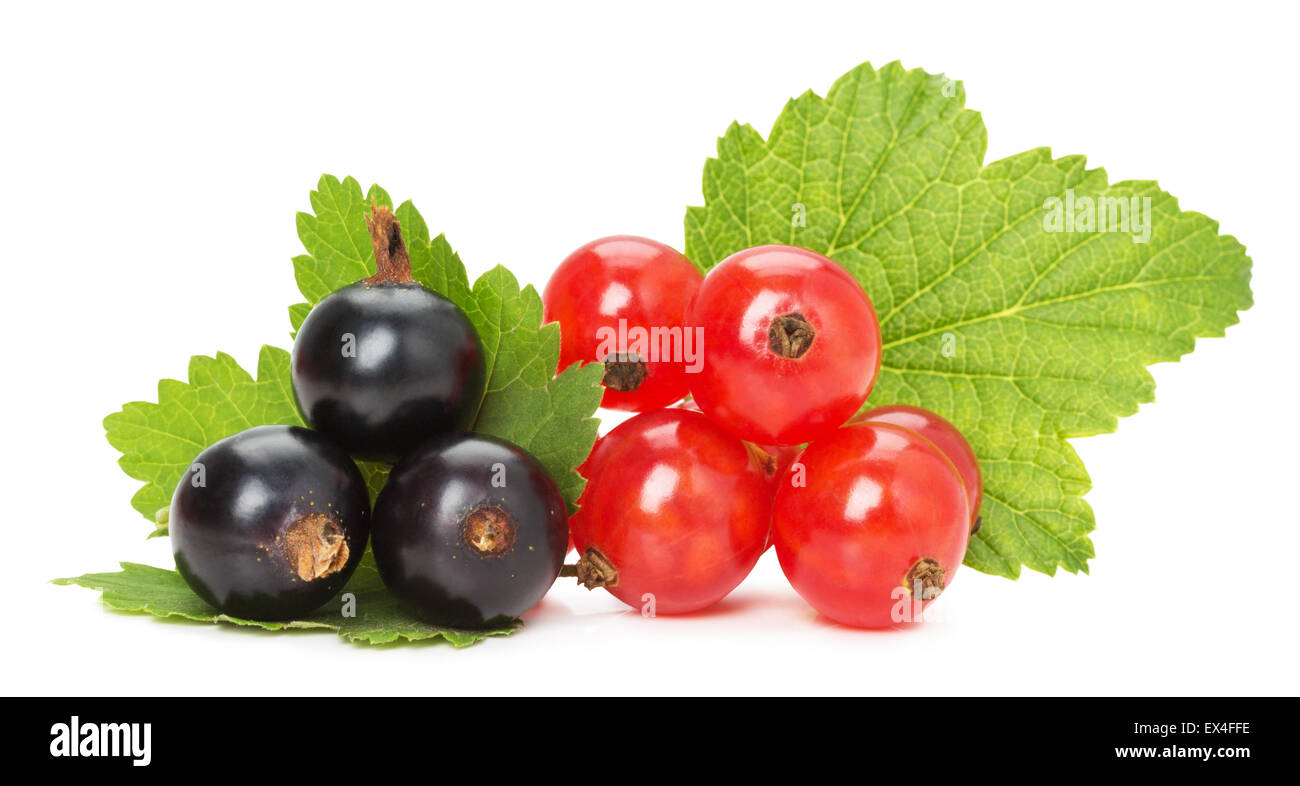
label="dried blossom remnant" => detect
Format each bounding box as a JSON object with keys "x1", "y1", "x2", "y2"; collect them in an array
[
  {"x1": 768, "y1": 313, "x2": 815, "y2": 359},
  {"x1": 461, "y1": 505, "x2": 517, "y2": 557},
  {"x1": 283, "y1": 513, "x2": 350, "y2": 581},
  {"x1": 904, "y1": 558, "x2": 946, "y2": 601},
  {"x1": 600, "y1": 352, "x2": 648, "y2": 392}
]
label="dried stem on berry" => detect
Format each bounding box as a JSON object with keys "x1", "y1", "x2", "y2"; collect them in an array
[
  {"x1": 363, "y1": 202, "x2": 415, "y2": 285},
  {"x1": 744, "y1": 441, "x2": 779, "y2": 478},
  {"x1": 767, "y1": 312, "x2": 815, "y2": 359},
  {"x1": 560, "y1": 547, "x2": 620, "y2": 589}
]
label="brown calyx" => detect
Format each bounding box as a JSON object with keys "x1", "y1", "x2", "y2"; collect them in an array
[
  {"x1": 768, "y1": 313, "x2": 815, "y2": 359},
  {"x1": 363, "y1": 202, "x2": 415, "y2": 285},
  {"x1": 600, "y1": 352, "x2": 648, "y2": 392},
  {"x1": 970, "y1": 515, "x2": 983, "y2": 536},
  {"x1": 283, "y1": 513, "x2": 350, "y2": 581},
  {"x1": 904, "y1": 558, "x2": 946, "y2": 601},
  {"x1": 461, "y1": 505, "x2": 516, "y2": 557},
  {"x1": 560, "y1": 547, "x2": 620, "y2": 590}
]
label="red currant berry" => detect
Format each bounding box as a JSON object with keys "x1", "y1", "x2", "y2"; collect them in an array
[
  {"x1": 687, "y1": 245, "x2": 880, "y2": 445},
  {"x1": 772, "y1": 422, "x2": 969, "y2": 628},
  {"x1": 568, "y1": 408, "x2": 771, "y2": 614},
  {"x1": 543, "y1": 236, "x2": 703, "y2": 411},
  {"x1": 855, "y1": 404, "x2": 983, "y2": 533}
]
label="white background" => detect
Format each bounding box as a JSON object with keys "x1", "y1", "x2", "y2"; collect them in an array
[{"x1": 2, "y1": 1, "x2": 1296, "y2": 696}]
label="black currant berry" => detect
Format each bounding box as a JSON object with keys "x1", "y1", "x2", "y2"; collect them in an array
[
  {"x1": 169, "y1": 425, "x2": 370, "y2": 620},
  {"x1": 371, "y1": 433, "x2": 568, "y2": 629},
  {"x1": 291, "y1": 205, "x2": 486, "y2": 463}
]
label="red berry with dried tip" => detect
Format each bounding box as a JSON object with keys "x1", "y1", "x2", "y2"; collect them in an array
[
  {"x1": 568, "y1": 408, "x2": 771, "y2": 614},
  {"x1": 687, "y1": 245, "x2": 880, "y2": 446},
  {"x1": 772, "y1": 421, "x2": 970, "y2": 628},
  {"x1": 543, "y1": 236, "x2": 703, "y2": 411}
]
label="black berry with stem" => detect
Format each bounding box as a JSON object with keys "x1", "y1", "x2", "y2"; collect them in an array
[
  {"x1": 371, "y1": 433, "x2": 568, "y2": 629},
  {"x1": 291, "y1": 204, "x2": 486, "y2": 463},
  {"x1": 169, "y1": 425, "x2": 370, "y2": 621}
]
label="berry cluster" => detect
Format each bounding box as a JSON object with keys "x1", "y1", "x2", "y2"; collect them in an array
[
  {"x1": 169, "y1": 218, "x2": 980, "y2": 633},
  {"x1": 545, "y1": 240, "x2": 981, "y2": 628},
  {"x1": 170, "y1": 206, "x2": 567, "y2": 627}
]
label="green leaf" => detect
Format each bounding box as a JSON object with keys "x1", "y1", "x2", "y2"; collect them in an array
[
  {"x1": 287, "y1": 302, "x2": 310, "y2": 337},
  {"x1": 105, "y1": 346, "x2": 305, "y2": 524},
  {"x1": 292, "y1": 176, "x2": 388, "y2": 305},
  {"x1": 54, "y1": 558, "x2": 519, "y2": 647},
  {"x1": 684, "y1": 61, "x2": 1252, "y2": 578},
  {"x1": 455, "y1": 266, "x2": 606, "y2": 508}
]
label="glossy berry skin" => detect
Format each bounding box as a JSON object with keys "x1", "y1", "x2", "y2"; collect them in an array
[
  {"x1": 291, "y1": 281, "x2": 486, "y2": 463},
  {"x1": 543, "y1": 236, "x2": 703, "y2": 411},
  {"x1": 674, "y1": 397, "x2": 796, "y2": 504},
  {"x1": 687, "y1": 245, "x2": 880, "y2": 446},
  {"x1": 371, "y1": 433, "x2": 568, "y2": 629},
  {"x1": 856, "y1": 404, "x2": 983, "y2": 530},
  {"x1": 569, "y1": 408, "x2": 771, "y2": 614},
  {"x1": 772, "y1": 422, "x2": 969, "y2": 628},
  {"x1": 170, "y1": 425, "x2": 370, "y2": 621}
]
